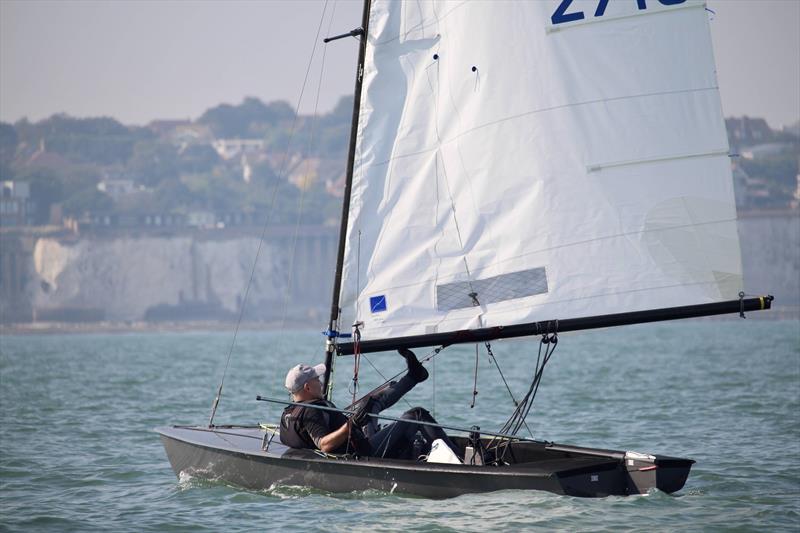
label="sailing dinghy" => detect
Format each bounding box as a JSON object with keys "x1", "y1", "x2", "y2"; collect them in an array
[{"x1": 158, "y1": 0, "x2": 772, "y2": 498}]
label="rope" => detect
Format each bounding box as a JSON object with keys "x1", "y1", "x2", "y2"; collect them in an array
[
  {"x1": 350, "y1": 323, "x2": 362, "y2": 404},
  {"x1": 470, "y1": 344, "x2": 479, "y2": 408},
  {"x1": 279, "y1": 0, "x2": 337, "y2": 333},
  {"x1": 356, "y1": 353, "x2": 416, "y2": 411},
  {"x1": 484, "y1": 342, "x2": 533, "y2": 438},
  {"x1": 486, "y1": 325, "x2": 559, "y2": 463},
  {"x1": 432, "y1": 348, "x2": 436, "y2": 419},
  {"x1": 345, "y1": 346, "x2": 448, "y2": 411},
  {"x1": 207, "y1": 0, "x2": 331, "y2": 427}
]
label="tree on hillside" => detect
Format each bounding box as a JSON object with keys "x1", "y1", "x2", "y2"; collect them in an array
[
  {"x1": 152, "y1": 179, "x2": 197, "y2": 212},
  {"x1": 127, "y1": 141, "x2": 179, "y2": 187},
  {"x1": 13, "y1": 114, "x2": 149, "y2": 165},
  {"x1": 0, "y1": 122, "x2": 17, "y2": 181},
  {"x1": 62, "y1": 188, "x2": 113, "y2": 215},
  {"x1": 13, "y1": 167, "x2": 63, "y2": 224},
  {"x1": 177, "y1": 144, "x2": 220, "y2": 174},
  {"x1": 198, "y1": 97, "x2": 295, "y2": 138},
  {"x1": 319, "y1": 95, "x2": 353, "y2": 127},
  {"x1": 0, "y1": 122, "x2": 18, "y2": 165}
]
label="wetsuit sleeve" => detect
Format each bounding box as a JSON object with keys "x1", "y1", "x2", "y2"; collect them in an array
[{"x1": 303, "y1": 409, "x2": 332, "y2": 449}]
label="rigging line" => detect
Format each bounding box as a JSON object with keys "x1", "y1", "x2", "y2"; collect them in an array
[
  {"x1": 484, "y1": 342, "x2": 533, "y2": 438},
  {"x1": 350, "y1": 324, "x2": 362, "y2": 404},
  {"x1": 354, "y1": 229, "x2": 361, "y2": 330},
  {"x1": 520, "y1": 334, "x2": 557, "y2": 428},
  {"x1": 521, "y1": 336, "x2": 556, "y2": 427},
  {"x1": 470, "y1": 344, "x2": 479, "y2": 408},
  {"x1": 207, "y1": 0, "x2": 330, "y2": 427},
  {"x1": 279, "y1": 1, "x2": 337, "y2": 332},
  {"x1": 510, "y1": 334, "x2": 548, "y2": 435},
  {"x1": 346, "y1": 346, "x2": 448, "y2": 410},
  {"x1": 432, "y1": 348, "x2": 436, "y2": 419},
  {"x1": 358, "y1": 353, "x2": 389, "y2": 383},
  {"x1": 358, "y1": 353, "x2": 415, "y2": 411},
  {"x1": 488, "y1": 330, "x2": 557, "y2": 461}
]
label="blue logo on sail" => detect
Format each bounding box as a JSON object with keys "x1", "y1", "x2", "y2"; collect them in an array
[{"x1": 370, "y1": 295, "x2": 387, "y2": 313}]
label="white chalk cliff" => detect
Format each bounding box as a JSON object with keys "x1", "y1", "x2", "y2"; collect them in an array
[{"x1": 29, "y1": 236, "x2": 294, "y2": 321}]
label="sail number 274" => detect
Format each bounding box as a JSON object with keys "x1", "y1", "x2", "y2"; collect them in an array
[{"x1": 551, "y1": 0, "x2": 687, "y2": 25}]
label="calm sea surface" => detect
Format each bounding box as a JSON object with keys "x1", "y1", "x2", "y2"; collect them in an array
[{"x1": 1, "y1": 319, "x2": 798, "y2": 532}]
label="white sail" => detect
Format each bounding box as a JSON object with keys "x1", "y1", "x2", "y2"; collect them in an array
[{"x1": 338, "y1": 0, "x2": 742, "y2": 343}]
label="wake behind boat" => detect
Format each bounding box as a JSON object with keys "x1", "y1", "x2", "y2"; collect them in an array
[{"x1": 158, "y1": 0, "x2": 772, "y2": 498}]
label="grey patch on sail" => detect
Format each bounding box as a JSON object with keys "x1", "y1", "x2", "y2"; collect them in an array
[{"x1": 436, "y1": 267, "x2": 548, "y2": 311}]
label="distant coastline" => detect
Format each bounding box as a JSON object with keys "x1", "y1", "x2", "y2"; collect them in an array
[
  {"x1": 2, "y1": 310, "x2": 796, "y2": 337},
  {"x1": 0, "y1": 319, "x2": 319, "y2": 336}
]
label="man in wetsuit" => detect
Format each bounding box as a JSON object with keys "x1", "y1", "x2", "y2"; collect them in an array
[{"x1": 279, "y1": 348, "x2": 459, "y2": 460}]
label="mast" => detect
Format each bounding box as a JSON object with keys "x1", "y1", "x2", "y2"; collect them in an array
[
  {"x1": 323, "y1": 0, "x2": 372, "y2": 399},
  {"x1": 336, "y1": 296, "x2": 774, "y2": 355}
]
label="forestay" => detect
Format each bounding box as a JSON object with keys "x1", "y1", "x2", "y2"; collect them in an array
[{"x1": 337, "y1": 0, "x2": 742, "y2": 343}]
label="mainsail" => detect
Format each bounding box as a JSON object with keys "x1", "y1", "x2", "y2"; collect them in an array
[{"x1": 334, "y1": 0, "x2": 748, "y2": 351}]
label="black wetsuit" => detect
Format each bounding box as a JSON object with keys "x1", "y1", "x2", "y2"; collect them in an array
[
  {"x1": 279, "y1": 374, "x2": 457, "y2": 459},
  {"x1": 279, "y1": 398, "x2": 369, "y2": 455}
]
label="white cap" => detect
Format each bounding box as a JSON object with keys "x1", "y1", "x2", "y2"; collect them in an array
[{"x1": 284, "y1": 363, "x2": 326, "y2": 393}]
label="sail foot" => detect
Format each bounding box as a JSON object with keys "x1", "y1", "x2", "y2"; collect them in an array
[{"x1": 335, "y1": 296, "x2": 773, "y2": 355}]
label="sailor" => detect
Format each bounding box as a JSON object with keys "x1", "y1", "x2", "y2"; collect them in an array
[{"x1": 279, "y1": 348, "x2": 459, "y2": 459}]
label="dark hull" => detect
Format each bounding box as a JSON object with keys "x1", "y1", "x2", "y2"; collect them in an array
[{"x1": 157, "y1": 426, "x2": 693, "y2": 498}]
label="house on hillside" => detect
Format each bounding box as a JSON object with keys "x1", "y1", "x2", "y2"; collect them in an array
[
  {"x1": 0, "y1": 181, "x2": 34, "y2": 226},
  {"x1": 726, "y1": 116, "x2": 773, "y2": 148},
  {"x1": 212, "y1": 139, "x2": 265, "y2": 161},
  {"x1": 25, "y1": 139, "x2": 73, "y2": 169},
  {"x1": 740, "y1": 142, "x2": 793, "y2": 160},
  {"x1": 148, "y1": 120, "x2": 214, "y2": 148},
  {"x1": 731, "y1": 162, "x2": 773, "y2": 209},
  {"x1": 97, "y1": 178, "x2": 140, "y2": 201}
]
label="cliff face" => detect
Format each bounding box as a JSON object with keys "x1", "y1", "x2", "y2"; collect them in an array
[
  {"x1": 6, "y1": 213, "x2": 798, "y2": 324},
  {"x1": 28, "y1": 236, "x2": 296, "y2": 321}
]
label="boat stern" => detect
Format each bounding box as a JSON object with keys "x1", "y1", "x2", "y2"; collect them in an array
[{"x1": 623, "y1": 451, "x2": 694, "y2": 494}]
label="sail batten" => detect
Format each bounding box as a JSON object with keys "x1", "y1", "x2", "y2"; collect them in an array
[
  {"x1": 363, "y1": 87, "x2": 725, "y2": 169},
  {"x1": 336, "y1": 0, "x2": 748, "y2": 346},
  {"x1": 588, "y1": 149, "x2": 730, "y2": 172}
]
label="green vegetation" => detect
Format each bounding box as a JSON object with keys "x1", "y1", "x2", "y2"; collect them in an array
[
  {"x1": 199, "y1": 97, "x2": 295, "y2": 139},
  {"x1": 0, "y1": 101, "x2": 795, "y2": 228},
  {"x1": 1, "y1": 96, "x2": 354, "y2": 226}
]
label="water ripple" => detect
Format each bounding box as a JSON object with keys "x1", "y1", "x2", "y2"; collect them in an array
[{"x1": 1, "y1": 321, "x2": 798, "y2": 532}]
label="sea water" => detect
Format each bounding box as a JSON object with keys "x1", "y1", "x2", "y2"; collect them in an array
[{"x1": 1, "y1": 319, "x2": 798, "y2": 532}]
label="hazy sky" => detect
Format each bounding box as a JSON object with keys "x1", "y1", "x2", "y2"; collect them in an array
[{"x1": 1, "y1": 0, "x2": 798, "y2": 128}]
